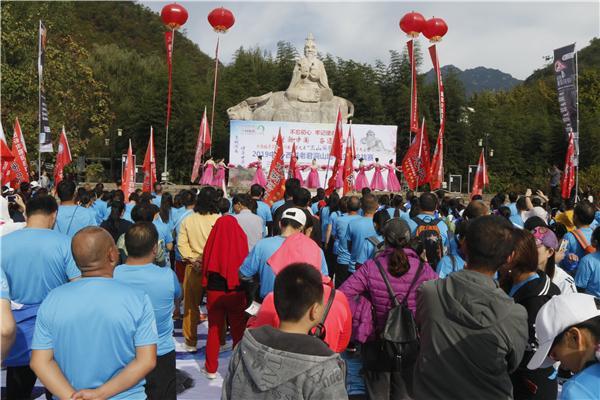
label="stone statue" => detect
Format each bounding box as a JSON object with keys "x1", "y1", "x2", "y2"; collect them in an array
[{"x1": 227, "y1": 34, "x2": 354, "y2": 123}]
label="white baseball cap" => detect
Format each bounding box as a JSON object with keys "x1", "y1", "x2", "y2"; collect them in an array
[
  {"x1": 528, "y1": 293, "x2": 600, "y2": 370},
  {"x1": 30, "y1": 181, "x2": 41, "y2": 189},
  {"x1": 281, "y1": 207, "x2": 307, "y2": 227}
]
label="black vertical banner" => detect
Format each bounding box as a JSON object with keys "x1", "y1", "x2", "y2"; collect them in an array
[
  {"x1": 38, "y1": 21, "x2": 53, "y2": 153},
  {"x1": 553, "y1": 43, "x2": 578, "y2": 160}
]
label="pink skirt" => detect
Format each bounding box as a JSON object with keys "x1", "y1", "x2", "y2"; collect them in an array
[
  {"x1": 293, "y1": 168, "x2": 304, "y2": 186},
  {"x1": 370, "y1": 169, "x2": 385, "y2": 191},
  {"x1": 387, "y1": 169, "x2": 401, "y2": 192},
  {"x1": 355, "y1": 171, "x2": 369, "y2": 191},
  {"x1": 306, "y1": 169, "x2": 321, "y2": 188},
  {"x1": 251, "y1": 167, "x2": 267, "y2": 186},
  {"x1": 212, "y1": 167, "x2": 225, "y2": 187},
  {"x1": 200, "y1": 164, "x2": 214, "y2": 186}
]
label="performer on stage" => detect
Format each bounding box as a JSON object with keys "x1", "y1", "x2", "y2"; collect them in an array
[
  {"x1": 287, "y1": 154, "x2": 305, "y2": 186},
  {"x1": 212, "y1": 158, "x2": 228, "y2": 188},
  {"x1": 200, "y1": 157, "x2": 216, "y2": 186},
  {"x1": 354, "y1": 158, "x2": 372, "y2": 191},
  {"x1": 306, "y1": 159, "x2": 321, "y2": 189},
  {"x1": 385, "y1": 159, "x2": 402, "y2": 192},
  {"x1": 370, "y1": 158, "x2": 386, "y2": 191},
  {"x1": 248, "y1": 155, "x2": 267, "y2": 187}
]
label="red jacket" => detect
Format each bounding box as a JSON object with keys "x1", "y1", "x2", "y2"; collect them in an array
[{"x1": 247, "y1": 283, "x2": 352, "y2": 353}]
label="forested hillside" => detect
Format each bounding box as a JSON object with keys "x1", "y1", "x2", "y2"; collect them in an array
[{"x1": 1, "y1": 1, "x2": 598, "y2": 189}]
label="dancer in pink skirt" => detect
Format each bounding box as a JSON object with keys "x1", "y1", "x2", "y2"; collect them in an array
[
  {"x1": 370, "y1": 158, "x2": 386, "y2": 191},
  {"x1": 211, "y1": 158, "x2": 228, "y2": 188},
  {"x1": 354, "y1": 158, "x2": 372, "y2": 191},
  {"x1": 248, "y1": 155, "x2": 267, "y2": 187},
  {"x1": 385, "y1": 159, "x2": 402, "y2": 192},
  {"x1": 287, "y1": 154, "x2": 305, "y2": 186},
  {"x1": 306, "y1": 159, "x2": 322, "y2": 188},
  {"x1": 200, "y1": 157, "x2": 216, "y2": 186}
]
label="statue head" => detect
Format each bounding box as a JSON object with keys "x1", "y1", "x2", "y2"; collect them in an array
[{"x1": 304, "y1": 33, "x2": 317, "y2": 58}]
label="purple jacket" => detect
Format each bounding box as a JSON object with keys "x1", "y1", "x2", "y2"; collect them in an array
[{"x1": 340, "y1": 247, "x2": 438, "y2": 338}]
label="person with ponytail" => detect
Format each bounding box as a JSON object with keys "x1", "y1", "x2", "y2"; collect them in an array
[
  {"x1": 100, "y1": 200, "x2": 132, "y2": 243},
  {"x1": 340, "y1": 218, "x2": 438, "y2": 399},
  {"x1": 158, "y1": 192, "x2": 175, "y2": 231}
]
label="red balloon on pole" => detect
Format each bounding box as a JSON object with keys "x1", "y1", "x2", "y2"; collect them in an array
[
  {"x1": 208, "y1": 7, "x2": 235, "y2": 33},
  {"x1": 400, "y1": 11, "x2": 426, "y2": 37},
  {"x1": 423, "y1": 17, "x2": 448, "y2": 42},
  {"x1": 161, "y1": 3, "x2": 189, "y2": 30}
]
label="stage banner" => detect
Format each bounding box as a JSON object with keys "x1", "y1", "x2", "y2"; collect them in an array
[
  {"x1": 229, "y1": 120, "x2": 397, "y2": 188},
  {"x1": 553, "y1": 43, "x2": 578, "y2": 159}
]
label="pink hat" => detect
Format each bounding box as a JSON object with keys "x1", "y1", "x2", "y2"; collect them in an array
[{"x1": 532, "y1": 226, "x2": 558, "y2": 250}]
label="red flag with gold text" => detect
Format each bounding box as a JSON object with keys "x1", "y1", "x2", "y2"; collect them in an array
[
  {"x1": 10, "y1": 118, "x2": 29, "y2": 184},
  {"x1": 121, "y1": 140, "x2": 135, "y2": 201},
  {"x1": 342, "y1": 128, "x2": 355, "y2": 194},
  {"x1": 53, "y1": 127, "x2": 72, "y2": 187},
  {"x1": 142, "y1": 127, "x2": 157, "y2": 193},
  {"x1": 263, "y1": 130, "x2": 286, "y2": 206}
]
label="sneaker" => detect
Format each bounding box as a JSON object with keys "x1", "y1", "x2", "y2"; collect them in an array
[
  {"x1": 201, "y1": 367, "x2": 217, "y2": 380},
  {"x1": 183, "y1": 344, "x2": 197, "y2": 353}
]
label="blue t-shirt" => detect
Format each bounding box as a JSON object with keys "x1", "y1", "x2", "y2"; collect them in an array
[
  {"x1": 510, "y1": 214, "x2": 524, "y2": 228},
  {"x1": 346, "y1": 217, "x2": 377, "y2": 268},
  {"x1": 407, "y1": 214, "x2": 449, "y2": 250},
  {"x1": 560, "y1": 363, "x2": 600, "y2": 400},
  {"x1": 311, "y1": 202, "x2": 320, "y2": 215},
  {"x1": 271, "y1": 199, "x2": 285, "y2": 215},
  {"x1": 1, "y1": 228, "x2": 80, "y2": 304},
  {"x1": 239, "y1": 236, "x2": 328, "y2": 299},
  {"x1": 91, "y1": 199, "x2": 109, "y2": 224},
  {"x1": 436, "y1": 253, "x2": 466, "y2": 279},
  {"x1": 152, "y1": 194, "x2": 162, "y2": 207},
  {"x1": 256, "y1": 200, "x2": 273, "y2": 224},
  {"x1": 114, "y1": 264, "x2": 181, "y2": 356},
  {"x1": 328, "y1": 211, "x2": 342, "y2": 251},
  {"x1": 508, "y1": 203, "x2": 518, "y2": 217},
  {"x1": 358, "y1": 234, "x2": 383, "y2": 262},
  {"x1": 595, "y1": 211, "x2": 600, "y2": 225},
  {"x1": 1, "y1": 267, "x2": 10, "y2": 300},
  {"x1": 335, "y1": 214, "x2": 361, "y2": 265},
  {"x1": 575, "y1": 252, "x2": 600, "y2": 297},
  {"x1": 54, "y1": 205, "x2": 98, "y2": 238},
  {"x1": 386, "y1": 207, "x2": 409, "y2": 221},
  {"x1": 32, "y1": 278, "x2": 158, "y2": 399},
  {"x1": 123, "y1": 203, "x2": 135, "y2": 223},
  {"x1": 153, "y1": 219, "x2": 174, "y2": 251},
  {"x1": 562, "y1": 227, "x2": 594, "y2": 271},
  {"x1": 320, "y1": 206, "x2": 331, "y2": 242}
]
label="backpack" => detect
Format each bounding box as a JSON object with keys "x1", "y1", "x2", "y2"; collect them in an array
[
  {"x1": 374, "y1": 258, "x2": 423, "y2": 365},
  {"x1": 413, "y1": 217, "x2": 444, "y2": 268},
  {"x1": 367, "y1": 236, "x2": 385, "y2": 259},
  {"x1": 572, "y1": 229, "x2": 597, "y2": 255}
]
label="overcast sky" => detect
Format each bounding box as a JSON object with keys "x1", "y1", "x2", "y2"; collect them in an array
[{"x1": 141, "y1": 1, "x2": 599, "y2": 80}]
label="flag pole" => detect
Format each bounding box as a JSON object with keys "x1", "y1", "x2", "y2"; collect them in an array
[
  {"x1": 209, "y1": 36, "x2": 220, "y2": 158},
  {"x1": 415, "y1": 117, "x2": 425, "y2": 192},
  {"x1": 38, "y1": 20, "x2": 42, "y2": 179},
  {"x1": 574, "y1": 44, "x2": 580, "y2": 203},
  {"x1": 163, "y1": 27, "x2": 175, "y2": 183}
]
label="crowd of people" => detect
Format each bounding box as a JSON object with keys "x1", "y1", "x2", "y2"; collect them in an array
[{"x1": 2, "y1": 176, "x2": 600, "y2": 400}]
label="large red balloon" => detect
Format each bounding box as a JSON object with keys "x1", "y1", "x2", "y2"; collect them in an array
[
  {"x1": 423, "y1": 17, "x2": 448, "y2": 42},
  {"x1": 161, "y1": 3, "x2": 189, "y2": 30},
  {"x1": 399, "y1": 12, "x2": 426, "y2": 37},
  {"x1": 208, "y1": 7, "x2": 235, "y2": 33}
]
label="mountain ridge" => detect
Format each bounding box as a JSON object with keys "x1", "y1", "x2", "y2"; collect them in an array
[{"x1": 424, "y1": 64, "x2": 522, "y2": 96}]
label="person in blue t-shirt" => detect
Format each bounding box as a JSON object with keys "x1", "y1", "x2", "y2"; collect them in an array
[
  {"x1": 436, "y1": 220, "x2": 468, "y2": 279},
  {"x1": 346, "y1": 194, "x2": 378, "y2": 271},
  {"x1": 2, "y1": 195, "x2": 82, "y2": 399},
  {"x1": 562, "y1": 201, "x2": 597, "y2": 274},
  {"x1": 91, "y1": 189, "x2": 109, "y2": 224},
  {"x1": 407, "y1": 192, "x2": 449, "y2": 252},
  {"x1": 31, "y1": 226, "x2": 158, "y2": 400},
  {"x1": 526, "y1": 293, "x2": 600, "y2": 400},
  {"x1": 114, "y1": 222, "x2": 181, "y2": 399},
  {"x1": 1, "y1": 267, "x2": 16, "y2": 360},
  {"x1": 334, "y1": 196, "x2": 361, "y2": 287},
  {"x1": 507, "y1": 191, "x2": 519, "y2": 217},
  {"x1": 251, "y1": 184, "x2": 273, "y2": 236},
  {"x1": 53, "y1": 180, "x2": 98, "y2": 238},
  {"x1": 151, "y1": 182, "x2": 163, "y2": 207},
  {"x1": 575, "y1": 227, "x2": 600, "y2": 297},
  {"x1": 358, "y1": 209, "x2": 390, "y2": 262},
  {"x1": 239, "y1": 208, "x2": 327, "y2": 300},
  {"x1": 509, "y1": 197, "x2": 528, "y2": 228}
]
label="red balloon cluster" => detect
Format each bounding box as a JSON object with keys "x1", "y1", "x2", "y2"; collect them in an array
[
  {"x1": 208, "y1": 7, "x2": 235, "y2": 33},
  {"x1": 400, "y1": 12, "x2": 447, "y2": 42},
  {"x1": 161, "y1": 3, "x2": 189, "y2": 30}
]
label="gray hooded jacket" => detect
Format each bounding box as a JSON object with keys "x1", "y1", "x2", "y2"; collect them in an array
[
  {"x1": 413, "y1": 269, "x2": 528, "y2": 400},
  {"x1": 222, "y1": 326, "x2": 348, "y2": 400}
]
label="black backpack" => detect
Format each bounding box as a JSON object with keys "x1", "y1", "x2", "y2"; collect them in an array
[
  {"x1": 413, "y1": 216, "x2": 444, "y2": 268},
  {"x1": 374, "y1": 258, "x2": 423, "y2": 365}
]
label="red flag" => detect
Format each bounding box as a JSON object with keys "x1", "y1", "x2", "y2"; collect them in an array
[
  {"x1": 471, "y1": 149, "x2": 489, "y2": 197},
  {"x1": 165, "y1": 30, "x2": 174, "y2": 128},
  {"x1": 53, "y1": 126, "x2": 72, "y2": 187},
  {"x1": 121, "y1": 140, "x2": 135, "y2": 201},
  {"x1": 408, "y1": 39, "x2": 419, "y2": 133},
  {"x1": 561, "y1": 131, "x2": 576, "y2": 199},
  {"x1": 263, "y1": 130, "x2": 286, "y2": 206},
  {"x1": 330, "y1": 108, "x2": 344, "y2": 160},
  {"x1": 342, "y1": 127, "x2": 355, "y2": 195},
  {"x1": 10, "y1": 118, "x2": 29, "y2": 184},
  {"x1": 401, "y1": 119, "x2": 431, "y2": 190},
  {"x1": 0, "y1": 122, "x2": 14, "y2": 184},
  {"x1": 191, "y1": 107, "x2": 211, "y2": 183},
  {"x1": 142, "y1": 127, "x2": 157, "y2": 193},
  {"x1": 288, "y1": 142, "x2": 297, "y2": 179},
  {"x1": 429, "y1": 44, "x2": 445, "y2": 190}
]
